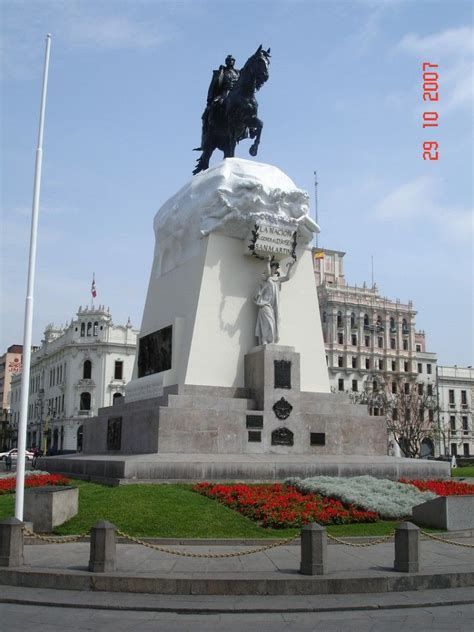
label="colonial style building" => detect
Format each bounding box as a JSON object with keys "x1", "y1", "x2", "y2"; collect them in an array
[
  {"x1": 437, "y1": 365, "x2": 473, "y2": 458},
  {"x1": 9, "y1": 306, "x2": 138, "y2": 453},
  {"x1": 313, "y1": 248, "x2": 438, "y2": 456}
]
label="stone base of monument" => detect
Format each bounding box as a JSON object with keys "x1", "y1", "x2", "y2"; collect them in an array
[
  {"x1": 39, "y1": 344, "x2": 451, "y2": 482},
  {"x1": 82, "y1": 344, "x2": 386, "y2": 457}
]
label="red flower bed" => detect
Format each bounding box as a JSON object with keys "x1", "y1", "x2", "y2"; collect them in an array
[
  {"x1": 193, "y1": 482, "x2": 378, "y2": 528},
  {"x1": 400, "y1": 478, "x2": 474, "y2": 496},
  {"x1": 0, "y1": 474, "x2": 71, "y2": 495}
]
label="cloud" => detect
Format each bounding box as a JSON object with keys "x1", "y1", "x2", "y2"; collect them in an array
[
  {"x1": 67, "y1": 15, "x2": 169, "y2": 51},
  {"x1": 1, "y1": 2, "x2": 172, "y2": 80},
  {"x1": 395, "y1": 27, "x2": 474, "y2": 113},
  {"x1": 374, "y1": 175, "x2": 473, "y2": 242}
]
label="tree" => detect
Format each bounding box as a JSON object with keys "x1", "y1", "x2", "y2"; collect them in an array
[{"x1": 351, "y1": 374, "x2": 440, "y2": 458}]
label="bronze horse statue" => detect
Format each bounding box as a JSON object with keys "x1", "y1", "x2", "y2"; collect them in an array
[{"x1": 193, "y1": 46, "x2": 271, "y2": 175}]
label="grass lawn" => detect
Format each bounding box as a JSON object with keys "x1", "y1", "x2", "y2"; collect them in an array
[
  {"x1": 452, "y1": 466, "x2": 474, "y2": 478},
  {"x1": 0, "y1": 480, "x2": 402, "y2": 538}
]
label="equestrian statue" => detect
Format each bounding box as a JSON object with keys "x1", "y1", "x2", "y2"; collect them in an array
[{"x1": 193, "y1": 45, "x2": 271, "y2": 175}]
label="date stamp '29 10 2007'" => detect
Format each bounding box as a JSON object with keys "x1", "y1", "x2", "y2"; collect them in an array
[{"x1": 422, "y1": 62, "x2": 439, "y2": 161}]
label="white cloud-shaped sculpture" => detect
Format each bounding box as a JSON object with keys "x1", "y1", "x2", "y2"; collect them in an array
[{"x1": 153, "y1": 158, "x2": 318, "y2": 277}]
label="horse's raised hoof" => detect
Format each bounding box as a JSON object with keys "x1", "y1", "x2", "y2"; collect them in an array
[{"x1": 249, "y1": 144, "x2": 258, "y2": 157}]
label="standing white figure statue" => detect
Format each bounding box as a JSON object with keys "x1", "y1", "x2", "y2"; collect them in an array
[{"x1": 254, "y1": 256, "x2": 295, "y2": 345}]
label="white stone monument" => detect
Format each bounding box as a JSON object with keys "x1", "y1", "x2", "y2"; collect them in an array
[{"x1": 125, "y1": 158, "x2": 330, "y2": 402}]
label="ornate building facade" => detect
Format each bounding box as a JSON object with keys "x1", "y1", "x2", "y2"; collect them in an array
[
  {"x1": 313, "y1": 248, "x2": 439, "y2": 456},
  {"x1": 9, "y1": 306, "x2": 138, "y2": 453}
]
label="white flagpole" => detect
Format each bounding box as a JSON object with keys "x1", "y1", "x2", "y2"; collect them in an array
[{"x1": 15, "y1": 34, "x2": 52, "y2": 521}]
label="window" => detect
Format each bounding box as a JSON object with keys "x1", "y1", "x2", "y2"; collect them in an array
[
  {"x1": 93, "y1": 321, "x2": 99, "y2": 336},
  {"x1": 364, "y1": 314, "x2": 369, "y2": 329},
  {"x1": 61, "y1": 394, "x2": 64, "y2": 413},
  {"x1": 378, "y1": 337, "x2": 383, "y2": 348},
  {"x1": 80, "y1": 392, "x2": 91, "y2": 411},
  {"x1": 403, "y1": 339, "x2": 408, "y2": 350},
  {"x1": 462, "y1": 416, "x2": 468, "y2": 432},
  {"x1": 427, "y1": 364, "x2": 432, "y2": 375},
  {"x1": 352, "y1": 379, "x2": 358, "y2": 392},
  {"x1": 451, "y1": 443, "x2": 457, "y2": 456},
  {"x1": 87, "y1": 322, "x2": 92, "y2": 336},
  {"x1": 418, "y1": 383, "x2": 424, "y2": 395},
  {"x1": 419, "y1": 406, "x2": 425, "y2": 420},
  {"x1": 337, "y1": 332, "x2": 344, "y2": 344},
  {"x1": 393, "y1": 407, "x2": 398, "y2": 421},
  {"x1": 365, "y1": 358, "x2": 370, "y2": 370},
  {"x1": 390, "y1": 317, "x2": 395, "y2": 332},
  {"x1": 402, "y1": 318, "x2": 409, "y2": 334},
  {"x1": 350, "y1": 313, "x2": 356, "y2": 328},
  {"x1": 404, "y1": 382, "x2": 410, "y2": 394},
  {"x1": 404, "y1": 361, "x2": 409, "y2": 372},
  {"x1": 390, "y1": 338, "x2": 396, "y2": 349},
  {"x1": 83, "y1": 360, "x2": 92, "y2": 380},
  {"x1": 415, "y1": 344, "x2": 421, "y2": 352},
  {"x1": 337, "y1": 311, "x2": 343, "y2": 328},
  {"x1": 392, "y1": 360, "x2": 396, "y2": 371},
  {"x1": 114, "y1": 361, "x2": 124, "y2": 380},
  {"x1": 365, "y1": 336, "x2": 370, "y2": 347},
  {"x1": 80, "y1": 323, "x2": 85, "y2": 337},
  {"x1": 427, "y1": 384, "x2": 433, "y2": 396},
  {"x1": 322, "y1": 311, "x2": 326, "y2": 323},
  {"x1": 351, "y1": 334, "x2": 357, "y2": 346},
  {"x1": 378, "y1": 359, "x2": 383, "y2": 370},
  {"x1": 392, "y1": 381, "x2": 397, "y2": 394},
  {"x1": 428, "y1": 409, "x2": 434, "y2": 422},
  {"x1": 449, "y1": 389, "x2": 455, "y2": 404},
  {"x1": 351, "y1": 356, "x2": 357, "y2": 369},
  {"x1": 463, "y1": 443, "x2": 470, "y2": 456},
  {"x1": 338, "y1": 355, "x2": 344, "y2": 368},
  {"x1": 461, "y1": 390, "x2": 467, "y2": 405},
  {"x1": 338, "y1": 378, "x2": 344, "y2": 392},
  {"x1": 450, "y1": 416, "x2": 456, "y2": 431},
  {"x1": 373, "y1": 379, "x2": 378, "y2": 392},
  {"x1": 113, "y1": 393, "x2": 123, "y2": 404},
  {"x1": 417, "y1": 363, "x2": 422, "y2": 373}
]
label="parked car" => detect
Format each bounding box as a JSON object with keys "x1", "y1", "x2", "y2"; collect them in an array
[{"x1": 0, "y1": 448, "x2": 35, "y2": 462}]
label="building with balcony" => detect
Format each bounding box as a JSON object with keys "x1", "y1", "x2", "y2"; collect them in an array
[
  {"x1": 437, "y1": 365, "x2": 473, "y2": 458},
  {"x1": 313, "y1": 247, "x2": 438, "y2": 456},
  {"x1": 0, "y1": 344, "x2": 24, "y2": 449},
  {"x1": 9, "y1": 306, "x2": 138, "y2": 453}
]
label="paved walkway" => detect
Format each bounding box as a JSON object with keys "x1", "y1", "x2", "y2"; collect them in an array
[{"x1": 19, "y1": 535, "x2": 474, "y2": 580}]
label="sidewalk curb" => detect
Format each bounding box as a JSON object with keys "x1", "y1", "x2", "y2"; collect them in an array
[{"x1": 1, "y1": 567, "x2": 473, "y2": 596}]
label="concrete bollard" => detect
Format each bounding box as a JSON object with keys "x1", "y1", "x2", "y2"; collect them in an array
[
  {"x1": 300, "y1": 522, "x2": 327, "y2": 575},
  {"x1": 89, "y1": 520, "x2": 117, "y2": 572},
  {"x1": 394, "y1": 521, "x2": 420, "y2": 573},
  {"x1": 0, "y1": 517, "x2": 24, "y2": 567}
]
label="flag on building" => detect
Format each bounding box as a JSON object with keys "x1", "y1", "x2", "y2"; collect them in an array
[
  {"x1": 314, "y1": 250, "x2": 324, "y2": 260},
  {"x1": 91, "y1": 275, "x2": 97, "y2": 298}
]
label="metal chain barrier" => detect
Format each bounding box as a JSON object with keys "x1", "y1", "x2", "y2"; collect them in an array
[
  {"x1": 420, "y1": 530, "x2": 474, "y2": 549},
  {"x1": 22, "y1": 526, "x2": 88, "y2": 544},
  {"x1": 116, "y1": 529, "x2": 300, "y2": 558},
  {"x1": 327, "y1": 533, "x2": 395, "y2": 547}
]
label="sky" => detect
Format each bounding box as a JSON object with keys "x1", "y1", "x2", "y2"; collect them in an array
[{"x1": 1, "y1": 0, "x2": 473, "y2": 366}]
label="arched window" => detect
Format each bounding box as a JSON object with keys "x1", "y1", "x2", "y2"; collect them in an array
[
  {"x1": 87, "y1": 322, "x2": 92, "y2": 336},
  {"x1": 83, "y1": 360, "x2": 92, "y2": 380},
  {"x1": 113, "y1": 393, "x2": 123, "y2": 405},
  {"x1": 337, "y1": 311, "x2": 343, "y2": 328},
  {"x1": 80, "y1": 323, "x2": 85, "y2": 337},
  {"x1": 93, "y1": 321, "x2": 98, "y2": 336},
  {"x1": 390, "y1": 317, "x2": 395, "y2": 331},
  {"x1": 402, "y1": 318, "x2": 408, "y2": 334},
  {"x1": 80, "y1": 392, "x2": 91, "y2": 411},
  {"x1": 364, "y1": 314, "x2": 369, "y2": 328},
  {"x1": 350, "y1": 313, "x2": 356, "y2": 328}
]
